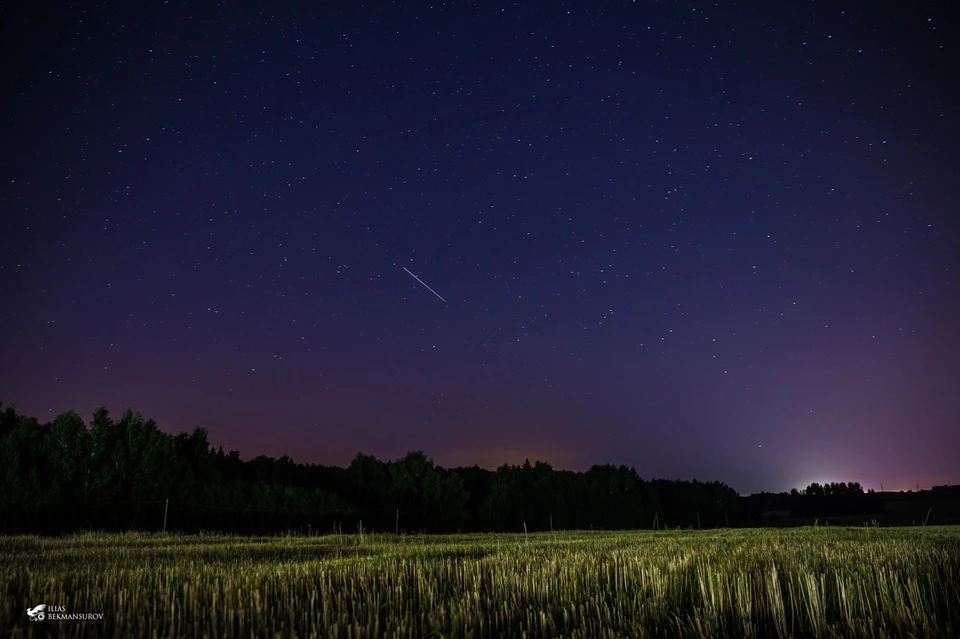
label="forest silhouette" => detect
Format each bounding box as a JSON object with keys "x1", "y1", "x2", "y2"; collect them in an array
[{"x1": 2, "y1": 402, "x2": 940, "y2": 535}]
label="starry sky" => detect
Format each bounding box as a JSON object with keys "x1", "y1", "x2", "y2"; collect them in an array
[{"x1": 2, "y1": 0, "x2": 957, "y2": 494}]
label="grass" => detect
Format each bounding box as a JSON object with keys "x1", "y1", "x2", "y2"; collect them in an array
[{"x1": 1, "y1": 526, "x2": 958, "y2": 637}]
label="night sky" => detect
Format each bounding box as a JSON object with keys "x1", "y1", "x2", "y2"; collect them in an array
[{"x1": 3, "y1": 1, "x2": 957, "y2": 494}]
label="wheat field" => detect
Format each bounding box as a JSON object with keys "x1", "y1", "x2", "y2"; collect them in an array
[{"x1": 1, "y1": 526, "x2": 958, "y2": 638}]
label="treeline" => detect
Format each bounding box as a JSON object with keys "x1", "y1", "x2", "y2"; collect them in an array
[
  {"x1": 742, "y1": 483, "x2": 880, "y2": 521},
  {"x1": 0, "y1": 403, "x2": 746, "y2": 534},
  {"x1": 0, "y1": 402, "x2": 893, "y2": 535}
]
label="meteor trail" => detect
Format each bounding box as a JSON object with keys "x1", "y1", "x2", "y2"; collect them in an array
[
  {"x1": 665, "y1": 164, "x2": 724, "y2": 186},
  {"x1": 401, "y1": 266, "x2": 448, "y2": 304}
]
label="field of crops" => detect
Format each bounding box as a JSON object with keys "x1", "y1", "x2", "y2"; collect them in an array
[{"x1": 1, "y1": 526, "x2": 958, "y2": 638}]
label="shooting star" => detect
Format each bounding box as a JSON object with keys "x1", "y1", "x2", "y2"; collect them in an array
[
  {"x1": 402, "y1": 266, "x2": 448, "y2": 304},
  {"x1": 665, "y1": 164, "x2": 725, "y2": 186}
]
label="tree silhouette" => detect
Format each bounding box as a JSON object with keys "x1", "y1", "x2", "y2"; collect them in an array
[{"x1": 0, "y1": 401, "x2": 893, "y2": 534}]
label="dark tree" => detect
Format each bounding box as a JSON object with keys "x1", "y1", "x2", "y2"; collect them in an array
[{"x1": 0, "y1": 401, "x2": 898, "y2": 535}]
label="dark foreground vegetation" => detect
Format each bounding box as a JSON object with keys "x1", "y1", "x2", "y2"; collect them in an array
[
  {"x1": 2, "y1": 402, "x2": 958, "y2": 535},
  {"x1": 2, "y1": 528, "x2": 959, "y2": 638}
]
